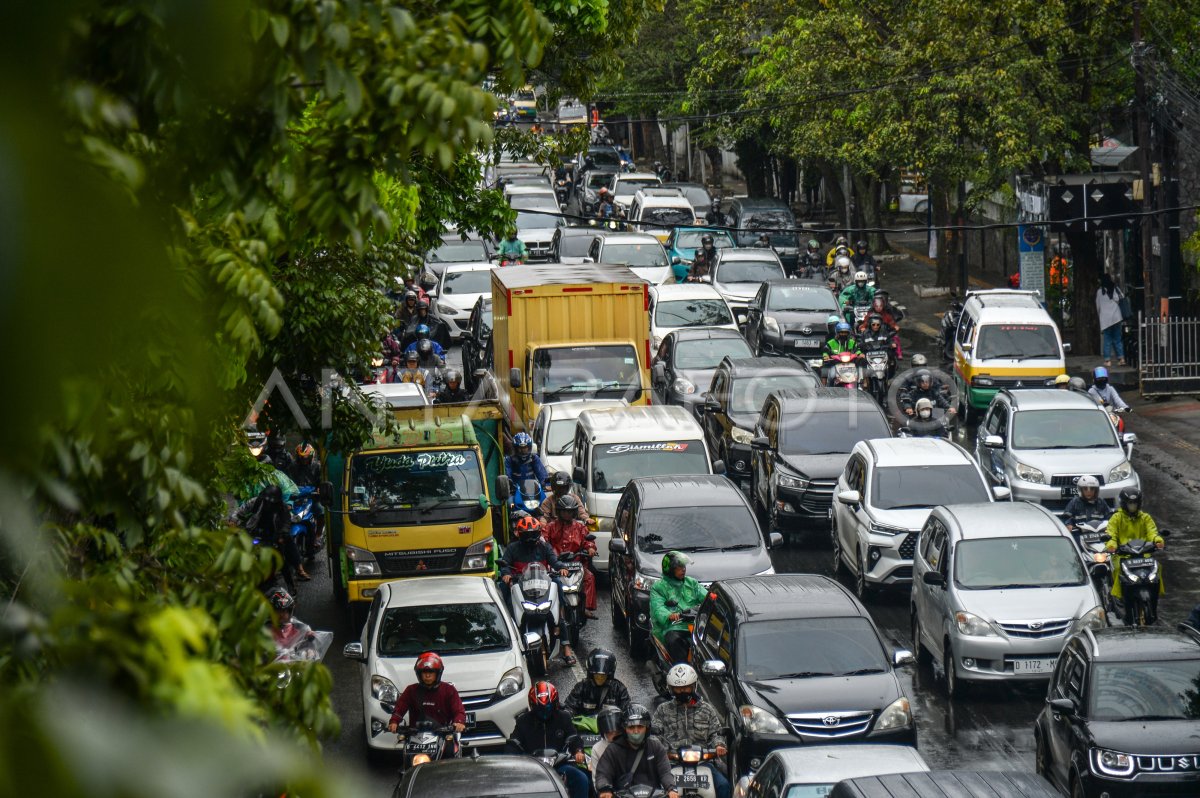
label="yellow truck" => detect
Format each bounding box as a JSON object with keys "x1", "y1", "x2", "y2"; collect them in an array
[
  {"x1": 324, "y1": 402, "x2": 510, "y2": 622},
  {"x1": 493, "y1": 264, "x2": 652, "y2": 430}
]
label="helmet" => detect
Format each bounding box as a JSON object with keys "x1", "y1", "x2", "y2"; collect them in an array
[
  {"x1": 915, "y1": 397, "x2": 933, "y2": 418},
  {"x1": 260, "y1": 484, "x2": 284, "y2": 506},
  {"x1": 414, "y1": 651, "x2": 445, "y2": 687},
  {"x1": 868, "y1": 313, "x2": 883, "y2": 328},
  {"x1": 416, "y1": 299, "x2": 429, "y2": 312},
  {"x1": 835, "y1": 235, "x2": 848, "y2": 246},
  {"x1": 1093, "y1": 366, "x2": 1109, "y2": 381},
  {"x1": 404, "y1": 350, "x2": 419, "y2": 362},
  {"x1": 711, "y1": 199, "x2": 721, "y2": 209},
  {"x1": 556, "y1": 494, "x2": 581, "y2": 515},
  {"x1": 910, "y1": 353, "x2": 927, "y2": 368},
  {"x1": 661, "y1": 550, "x2": 691, "y2": 576},
  {"x1": 1054, "y1": 374, "x2": 1071, "y2": 386},
  {"x1": 597, "y1": 705, "x2": 623, "y2": 737},
  {"x1": 701, "y1": 234, "x2": 714, "y2": 246},
  {"x1": 854, "y1": 270, "x2": 868, "y2": 282},
  {"x1": 856, "y1": 239, "x2": 868, "y2": 250},
  {"x1": 515, "y1": 514, "x2": 541, "y2": 541},
  {"x1": 513, "y1": 431, "x2": 533, "y2": 450},
  {"x1": 835, "y1": 255, "x2": 853, "y2": 272},
  {"x1": 294, "y1": 443, "x2": 314, "y2": 459},
  {"x1": 268, "y1": 588, "x2": 295, "y2": 612},
  {"x1": 807, "y1": 238, "x2": 819, "y2": 250},
  {"x1": 916, "y1": 369, "x2": 932, "y2": 387},
  {"x1": 528, "y1": 681, "x2": 559, "y2": 720},
  {"x1": 1118, "y1": 487, "x2": 1142, "y2": 513},
  {"x1": 1068, "y1": 376, "x2": 1086, "y2": 392},
  {"x1": 835, "y1": 321, "x2": 851, "y2": 335},
  {"x1": 598, "y1": 187, "x2": 609, "y2": 196},
  {"x1": 403, "y1": 290, "x2": 417, "y2": 304},
  {"x1": 417, "y1": 339, "x2": 434, "y2": 358},
  {"x1": 549, "y1": 471, "x2": 572, "y2": 492},
  {"x1": 623, "y1": 703, "x2": 652, "y2": 729},
  {"x1": 444, "y1": 369, "x2": 461, "y2": 387},
  {"x1": 1076, "y1": 475, "x2": 1100, "y2": 491},
  {"x1": 415, "y1": 324, "x2": 430, "y2": 338},
  {"x1": 666, "y1": 663, "x2": 698, "y2": 689},
  {"x1": 827, "y1": 314, "x2": 842, "y2": 327},
  {"x1": 586, "y1": 648, "x2": 618, "y2": 683}
]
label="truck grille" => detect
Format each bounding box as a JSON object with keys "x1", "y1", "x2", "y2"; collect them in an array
[
  {"x1": 898, "y1": 533, "x2": 918, "y2": 560},
  {"x1": 787, "y1": 710, "x2": 873, "y2": 739},
  {"x1": 377, "y1": 551, "x2": 462, "y2": 576},
  {"x1": 996, "y1": 619, "x2": 1072, "y2": 639},
  {"x1": 1049, "y1": 474, "x2": 1105, "y2": 488}
]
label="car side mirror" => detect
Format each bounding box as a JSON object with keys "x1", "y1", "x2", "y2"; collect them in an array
[
  {"x1": 608, "y1": 538, "x2": 627, "y2": 554},
  {"x1": 1122, "y1": 432, "x2": 1138, "y2": 445},
  {"x1": 922, "y1": 571, "x2": 946, "y2": 587},
  {"x1": 711, "y1": 459, "x2": 726, "y2": 475},
  {"x1": 653, "y1": 363, "x2": 666, "y2": 383},
  {"x1": 342, "y1": 642, "x2": 365, "y2": 662},
  {"x1": 473, "y1": 368, "x2": 488, "y2": 380},
  {"x1": 701, "y1": 659, "x2": 727, "y2": 677},
  {"x1": 960, "y1": 342, "x2": 973, "y2": 352},
  {"x1": 703, "y1": 397, "x2": 721, "y2": 413},
  {"x1": 509, "y1": 368, "x2": 523, "y2": 389},
  {"x1": 1062, "y1": 342, "x2": 1072, "y2": 354},
  {"x1": 495, "y1": 475, "x2": 512, "y2": 501},
  {"x1": 523, "y1": 632, "x2": 542, "y2": 653},
  {"x1": 768, "y1": 531, "x2": 784, "y2": 549},
  {"x1": 1048, "y1": 697, "x2": 1076, "y2": 716},
  {"x1": 319, "y1": 480, "x2": 333, "y2": 505},
  {"x1": 671, "y1": 256, "x2": 682, "y2": 265},
  {"x1": 982, "y1": 434, "x2": 1004, "y2": 449},
  {"x1": 750, "y1": 436, "x2": 770, "y2": 450},
  {"x1": 892, "y1": 648, "x2": 915, "y2": 667},
  {"x1": 992, "y1": 486, "x2": 1011, "y2": 501},
  {"x1": 837, "y1": 489, "x2": 861, "y2": 506},
  {"x1": 572, "y1": 466, "x2": 586, "y2": 485}
]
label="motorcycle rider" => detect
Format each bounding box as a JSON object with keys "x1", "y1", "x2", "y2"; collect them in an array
[
  {"x1": 268, "y1": 588, "x2": 317, "y2": 653},
  {"x1": 1063, "y1": 475, "x2": 1111, "y2": 532},
  {"x1": 596, "y1": 704, "x2": 679, "y2": 798},
  {"x1": 507, "y1": 682, "x2": 588, "y2": 798},
  {"x1": 753, "y1": 232, "x2": 774, "y2": 250},
  {"x1": 797, "y1": 239, "x2": 823, "y2": 278},
  {"x1": 852, "y1": 239, "x2": 878, "y2": 281},
  {"x1": 564, "y1": 648, "x2": 633, "y2": 716},
  {"x1": 395, "y1": 350, "x2": 428, "y2": 387},
  {"x1": 859, "y1": 314, "x2": 899, "y2": 381},
  {"x1": 596, "y1": 187, "x2": 619, "y2": 221},
  {"x1": 286, "y1": 443, "x2": 324, "y2": 562},
  {"x1": 1053, "y1": 373, "x2": 1072, "y2": 390},
  {"x1": 825, "y1": 235, "x2": 851, "y2": 267},
  {"x1": 544, "y1": 495, "x2": 598, "y2": 618},
  {"x1": 696, "y1": 234, "x2": 720, "y2": 270},
  {"x1": 433, "y1": 369, "x2": 471, "y2": 404},
  {"x1": 540, "y1": 471, "x2": 590, "y2": 521},
  {"x1": 498, "y1": 229, "x2": 527, "y2": 264},
  {"x1": 704, "y1": 199, "x2": 727, "y2": 227},
  {"x1": 821, "y1": 321, "x2": 864, "y2": 386},
  {"x1": 396, "y1": 290, "x2": 420, "y2": 327},
  {"x1": 1088, "y1": 366, "x2": 1130, "y2": 410},
  {"x1": 685, "y1": 249, "x2": 711, "y2": 283},
  {"x1": 386, "y1": 652, "x2": 468, "y2": 747},
  {"x1": 405, "y1": 324, "x2": 446, "y2": 359},
  {"x1": 652, "y1": 664, "x2": 731, "y2": 798},
  {"x1": 231, "y1": 484, "x2": 308, "y2": 590},
  {"x1": 839, "y1": 271, "x2": 876, "y2": 322},
  {"x1": 500, "y1": 516, "x2": 577, "y2": 664},
  {"x1": 650, "y1": 551, "x2": 707, "y2": 665},
  {"x1": 899, "y1": 369, "x2": 955, "y2": 418},
  {"x1": 904, "y1": 398, "x2": 949, "y2": 438},
  {"x1": 586, "y1": 705, "x2": 625, "y2": 773},
  {"x1": 506, "y1": 431, "x2": 549, "y2": 487},
  {"x1": 1105, "y1": 488, "x2": 1164, "y2": 621}
]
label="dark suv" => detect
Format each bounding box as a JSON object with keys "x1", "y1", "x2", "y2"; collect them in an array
[
  {"x1": 461, "y1": 295, "x2": 493, "y2": 393},
  {"x1": 694, "y1": 575, "x2": 916, "y2": 777},
  {"x1": 699, "y1": 357, "x2": 820, "y2": 483},
  {"x1": 1034, "y1": 625, "x2": 1200, "y2": 797},
  {"x1": 744, "y1": 280, "x2": 841, "y2": 367}
]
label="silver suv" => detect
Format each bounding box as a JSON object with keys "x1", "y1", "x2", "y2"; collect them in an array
[
  {"x1": 832, "y1": 437, "x2": 1005, "y2": 601},
  {"x1": 973, "y1": 388, "x2": 1138, "y2": 510},
  {"x1": 909, "y1": 502, "x2": 1107, "y2": 699}
]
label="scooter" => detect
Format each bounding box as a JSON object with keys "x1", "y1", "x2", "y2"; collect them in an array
[
  {"x1": 649, "y1": 600, "x2": 698, "y2": 698},
  {"x1": 1072, "y1": 518, "x2": 1115, "y2": 614},
  {"x1": 826, "y1": 351, "x2": 863, "y2": 390},
  {"x1": 670, "y1": 745, "x2": 722, "y2": 798},
  {"x1": 389, "y1": 721, "x2": 461, "y2": 774},
  {"x1": 896, "y1": 407, "x2": 954, "y2": 439},
  {"x1": 509, "y1": 561, "x2": 563, "y2": 677},
  {"x1": 939, "y1": 296, "x2": 963, "y2": 362},
  {"x1": 844, "y1": 302, "x2": 871, "y2": 328},
  {"x1": 512, "y1": 478, "x2": 547, "y2": 521},
  {"x1": 290, "y1": 485, "x2": 318, "y2": 560},
  {"x1": 862, "y1": 346, "x2": 892, "y2": 404},
  {"x1": 558, "y1": 548, "x2": 588, "y2": 649},
  {"x1": 1116, "y1": 532, "x2": 1170, "y2": 627}
]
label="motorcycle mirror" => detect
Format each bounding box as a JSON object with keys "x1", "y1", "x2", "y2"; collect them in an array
[
  {"x1": 1160, "y1": 528, "x2": 1173, "y2": 539},
  {"x1": 495, "y1": 475, "x2": 512, "y2": 501},
  {"x1": 342, "y1": 642, "x2": 365, "y2": 661}
]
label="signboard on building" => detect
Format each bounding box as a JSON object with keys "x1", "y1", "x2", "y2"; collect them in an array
[{"x1": 1018, "y1": 225, "x2": 1046, "y2": 299}]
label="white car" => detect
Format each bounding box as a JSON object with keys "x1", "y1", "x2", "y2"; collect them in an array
[
  {"x1": 734, "y1": 744, "x2": 929, "y2": 798},
  {"x1": 344, "y1": 577, "x2": 529, "y2": 755},
  {"x1": 433, "y1": 264, "x2": 494, "y2": 337},
  {"x1": 505, "y1": 184, "x2": 560, "y2": 213},
  {"x1": 531, "y1": 398, "x2": 630, "y2": 477},
  {"x1": 609, "y1": 171, "x2": 662, "y2": 212},
  {"x1": 587, "y1": 232, "x2": 672, "y2": 284},
  {"x1": 359, "y1": 382, "x2": 429, "y2": 409},
  {"x1": 708, "y1": 249, "x2": 787, "y2": 325},
  {"x1": 648, "y1": 283, "x2": 738, "y2": 351}
]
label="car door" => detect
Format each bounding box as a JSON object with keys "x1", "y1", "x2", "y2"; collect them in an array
[
  {"x1": 531, "y1": 409, "x2": 547, "y2": 459},
  {"x1": 652, "y1": 336, "x2": 673, "y2": 403},
  {"x1": 916, "y1": 520, "x2": 948, "y2": 649},
  {"x1": 1045, "y1": 645, "x2": 1088, "y2": 787},
  {"x1": 695, "y1": 594, "x2": 737, "y2": 729},
  {"x1": 977, "y1": 402, "x2": 1010, "y2": 484},
  {"x1": 746, "y1": 757, "x2": 783, "y2": 798},
  {"x1": 702, "y1": 370, "x2": 729, "y2": 454},
  {"x1": 588, "y1": 237, "x2": 602, "y2": 264},
  {"x1": 745, "y1": 284, "x2": 767, "y2": 349},
  {"x1": 839, "y1": 454, "x2": 869, "y2": 570},
  {"x1": 611, "y1": 490, "x2": 639, "y2": 616},
  {"x1": 752, "y1": 400, "x2": 778, "y2": 508}
]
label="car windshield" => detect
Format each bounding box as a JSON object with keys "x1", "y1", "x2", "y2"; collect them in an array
[
  {"x1": 871, "y1": 465, "x2": 990, "y2": 510},
  {"x1": 785, "y1": 788, "x2": 838, "y2": 798},
  {"x1": 614, "y1": 179, "x2": 660, "y2": 197},
  {"x1": 954, "y1": 536, "x2": 1087, "y2": 589},
  {"x1": 376, "y1": 602, "x2": 510, "y2": 657},
  {"x1": 737, "y1": 617, "x2": 888, "y2": 680},
  {"x1": 1091, "y1": 660, "x2": 1200, "y2": 721},
  {"x1": 976, "y1": 324, "x2": 1061, "y2": 359},
  {"x1": 588, "y1": 150, "x2": 623, "y2": 169},
  {"x1": 514, "y1": 210, "x2": 563, "y2": 231},
  {"x1": 587, "y1": 171, "x2": 618, "y2": 190},
  {"x1": 590, "y1": 442, "x2": 709, "y2": 493},
  {"x1": 766, "y1": 285, "x2": 839, "y2": 312},
  {"x1": 441, "y1": 269, "x2": 491, "y2": 295},
  {"x1": 673, "y1": 337, "x2": 752, "y2": 369},
  {"x1": 428, "y1": 240, "x2": 487, "y2": 263},
  {"x1": 510, "y1": 194, "x2": 558, "y2": 212},
  {"x1": 635, "y1": 505, "x2": 760, "y2": 554},
  {"x1": 716, "y1": 259, "x2": 785, "y2": 284},
  {"x1": 673, "y1": 186, "x2": 712, "y2": 208},
  {"x1": 743, "y1": 212, "x2": 799, "y2": 247},
  {"x1": 348, "y1": 449, "x2": 486, "y2": 525},
  {"x1": 1011, "y1": 409, "x2": 1119, "y2": 450},
  {"x1": 532, "y1": 344, "x2": 642, "y2": 401},
  {"x1": 545, "y1": 419, "x2": 577, "y2": 456},
  {"x1": 731, "y1": 374, "x2": 820, "y2": 414},
  {"x1": 560, "y1": 233, "x2": 597, "y2": 258},
  {"x1": 656, "y1": 299, "x2": 733, "y2": 328},
  {"x1": 779, "y1": 409, "x2": 891, "y2": 452},
  {"x1": 602, "y1": 243, "x2": 668, "y2": 267},
  {"x1": 676, "y1": 231, "x2": 733, "y2": 249},
  {"x1": 643, "y1": 207, "x2": 695, "y2": 226}
]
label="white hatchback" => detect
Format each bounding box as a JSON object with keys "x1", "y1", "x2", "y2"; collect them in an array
[
  {"x1": 433, "y1": 263, "x2": 494, "y2": 337},
  {"x1": 344, "y1": 576, "x2": 529, "y2": 755}
]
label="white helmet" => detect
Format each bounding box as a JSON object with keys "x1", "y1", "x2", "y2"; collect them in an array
[
  {"x1": 854, "y1": 270, "x2": 869, "y2": 282},
  {"x1": 834, "y1": 255, "x2": 853, "y2": 272},
  {"x1": 915, "y1": 397, "x2": 933, "y2": 418},
  {"x1": 1076, "y1": 475, "x2": 1100, "y2": 490},
  {"x1": 666, "y1": 663, "x2": 698, "y2": 688}
]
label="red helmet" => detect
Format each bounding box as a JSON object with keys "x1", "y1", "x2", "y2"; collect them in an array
[
  {"x1": 515, "y1": 515, "x2": 541, "y2": 539},
  {"x1": 414, "y1": 651, "x2": 444, "y2": 687},
  {"x1": 528, "y1": 681, "x2": 559, "y2": 719}
]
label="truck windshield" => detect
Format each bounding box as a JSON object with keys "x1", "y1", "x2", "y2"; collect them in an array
[
  {"x1": 533, "y1": 345, "x2": 643, "y2": 401},
  {"x1": 591, "y1": 441, "x2": 709, "y2": 493},
  {"x1": 348, "y1": 449, "x2": 486, "y2": 525}
]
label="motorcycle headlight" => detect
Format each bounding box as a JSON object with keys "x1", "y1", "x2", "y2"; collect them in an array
[
  {"x1": 1108, "y1": 460, "x2": 1132, "y2": 483},
  {"x1": 497, "y1": 666, "x2": 525, "y2": 697},
  {"x1": 672, "y1": 377, "x2": 696, "y2": 395},
  {"x1": 371, "y1": 675, "x2": 399, "y2": 705},
  {"x1": 730, "y1": 426, "x2": 754, "y2": 445},
  {"x1": 1072, "y1": 606, "x2": 1107, "y2": 633},
  {"x1": 346, "y1": 545, "x2": 381, "y2": 577},
  {"x1": 739, "y1": 704, "x2": 788, "y2": 734},
  {"x1": 523, "y1": 499, "x2": 540, "y2": 510},
  {"x1": 777, "y1": 474, "x2": 808, "y2": 490},
  {"x1": 463, "y1": 537, "x2": 494, "y2": 571},
  {"x1": 763, "y1": 316, "x2": 780, "y2": 334},
  {"x1": 1014, "y1": 462, "x2": 1045, "y2": 484},
  {"x1": 1091, "y1": 748, "x2": 1135, "y2": 778},
  {"x1": 955, "y1": 611, "x2": 1000, "y2": 637},
  {"x1": 874, "y1": 697, "x2": 912, "y2": 731}
]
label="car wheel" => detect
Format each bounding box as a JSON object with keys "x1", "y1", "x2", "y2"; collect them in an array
[
  {"x1": 610, "y1": 586, "x2": 627, "y2": 630},
  {"x1": 830, "y1": 517, "x2": 845, "y2": 576},
  {"x1": 854, "y1": 548, "x2": 873, "y2": 601},
  {"x1": 1034, "y1": 727, "x2": 1050, "y2": 779},
  {"x1": 943, "y1": 639, "x2": 967, "y2": 700},
  {"x1": 909, "y1": 610, "x2": 930, "y2": 666}
]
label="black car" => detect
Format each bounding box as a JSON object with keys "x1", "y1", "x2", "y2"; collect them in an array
[
  {"x1": 392, "y1": 754, "x2": 569, "y2": 798},
  {"x1": 552, "y1": 226, "x2": 602, "y2": 263},
  {"x1": 651, "y1": 328, "x2": 753, "y2": 417},
  {"x1": 608, "y1": 476, "x2": 780, "y2": 657},
  {"x1": 694, "y1": 575, "x2": 916, "y2": 777},
  {"x1": 726, "y1": 197, "x2": 801, "y2": 273},
  {"x1": 1034, "y1": 625, "x2": 1200, "y2": 798},
  {"x1": 744, "y1": 280, "x2": 841, "y2": 365},
  {"x1": 461, "y1": 295, "x2": 493, "y2": 394},
  {"x1": 662, "y1": 181, "x2": 714, "y2": 217},
  {"x1": 750, "y1": 388, "x2": 892, "y2": 528},
  {"x1": 699, "y1": 357, "x2": 820, "y2": 483},
  {"x1": 830, "y1": 771, "x2": 1058, "y2": 798}
]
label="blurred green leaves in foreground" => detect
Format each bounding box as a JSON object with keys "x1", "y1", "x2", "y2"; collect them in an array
[{"x1": 0, "y1": 0, "x2": 643, "y2": 794}]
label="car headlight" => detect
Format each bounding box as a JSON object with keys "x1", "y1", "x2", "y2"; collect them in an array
[
  {"x1": 874, "y1": 697, "x2": 912, "y2": 731},
  {"x1": 869, "y1": 522, "x2": 907, "y2": 537},
  {"x1": 739, "y1": 704, "x2": 788, "y2": 734},
  {"x1": 1108, "y1": 461, "x2": 1132, "y2": 482},
  {"x1": 1091, "y1": 748, "x2": 1135, "y2": 778},
  {"x1": 633, "y1": 574, "x2": 657, "y2": 592},
  {"x1": 437, "y1": 302, "x2": 456, "y2": 315},
  {"x1": 763, "y1": 317, "x2": 779, "y2": 334},
  {"x1": 954, "y1": 611, "x2": 1000, "y2": 637},
  {"x1": 463, "y1": 537, "x2": 494, "y2": 571},
  {"x1": 371, "y1": 675, "x2": 399, "y2": 705},
  {"x1": 497, "y1": 666, "x2": 525, "y2": 698},
  {"x1": 346, "y1": 545, "x2": 381, "y2": 577},
  {"x1": 1072, "y1": 605, "x2": 1107, "y2": 633},
  {"x1": 972, "y1": 376, "x2": 995, "y2": 387},
  {"x1": 777, "y1": 474, "x2": 809, "y2": 490},
  {"x1": 730, "y1": 426, "x2": 754, "y2": 445},
  {"x1": 1014, "y1": 462, "x2": 1045, "y2": 484},
  {"x1": 672, "y1": 377, "x2": 696, "y2": 395}
]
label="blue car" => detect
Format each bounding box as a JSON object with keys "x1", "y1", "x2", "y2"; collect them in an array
[{"x1": 665, "y1": 227, "x2": 737, "y2": 264}]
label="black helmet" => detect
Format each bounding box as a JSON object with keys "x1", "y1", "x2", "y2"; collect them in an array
[
  {"x1": 856, "y1": 239, "x2": 868, "y2": 250},
  {"x1": 1119, "y1": 487, "x2": 1142, "y2": 513},
  {"x1": 417, "y1": 339, "x2": 434, "y2": 358},
  {"x1": 701, "y1": 234, "x2": 714, "y2": 246},
  {"x1": 596, "y1": 705, "x2": 623, "y2": 736},
  {"x1": 867, "y1": 313, "x2": 883, "y2": 327},
  {"x1": 623, "y1": 703, "x2": 652, "y2": 729},
  {"x1": 586, "y1": 647, "x2": 618, "y2": 682},
  {"x1": 403, "y1": 290, "x2": 417, "y2": 304},
  {"x1": 260, "y1": 484, "x2": 284, "y2": 506},
  {"x1": 549, "y1": 471, "x2": 572, "y2": 492},
  {"x1": 556, "y1": 494, "x2": 581, "y2": 515},
  {"x1": 444, "y1": 369, "x2": 462, "y2": 387},
  {"x1": 916, "y1": 369, "x2": 932, "y2": 387},
  {"x1": 416, "y1": 299, "x2": 430, "y2": 311},
  {"x1": 269, "y1": 588, "x2": 295, "y2": 612},
  {"x1": 710, "y1": 199, "x2": 720, "y2": 209}
]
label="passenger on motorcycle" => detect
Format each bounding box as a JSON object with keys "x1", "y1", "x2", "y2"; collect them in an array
[
  {"x1": 1105, "y1": 488, "x2": 1164, "y2": 612},
  {"x1": 433, "y1": 369, "x2": 471, "y2": 404},
  {"x1": 1063, "y1": 475, "x2": 1111, "y2": 532},
  {"x1": 1088, "y1": 366, "x2": 1129, "y2": 410},
  {"x1": 821, "y1": 322, "x2": 863, "y2": 386},
  {"x1": 899, "y1": 370, "x2": 955, "y2": 418},
  {"x1": 498, "y1": 230, "x2": 527, "y2": 263},
  {"x1": 268, "y1": 589, "x2": 317, "y2": 652},
  {"x1": 862, "y1": 295, "x2": 901, "y2": 334},
  {"x1": 507, "y1": 682, "x2": 589, "y2": 798},
  {"x1": 596, "y1": 188, "x2": 620, "y2": 220},
  {"x1": 586, "y1": 705, "x2": 625, "y2": 772},
  {"x1": 696, "y1": 235, "x2": 720, "y2": 271},
  {"x1": 652, "y1": 664, "x2": 731, "y2": 798},
  {"x1": 394, "y1": 351, "x2": 428, "y2": 387},
  {"x1": 405, "y1": 325, "x2": 446, "y2": 359},
  {"x1": 544, "y1": 495, "x2": 598, "y2": 616},
  {"x1": 287, "y1": 443, "x2": 324, "y2": 561},
  {"x1": 540, "y1": 471, "x2": 590, "y2": 521},
  {"x1": 387, "y1": 652, "x2": 468, "y2": 742},
  {"x1": 839, "y1": 272, "x2": 875, "y2": 318},
  {"x1": 596, "y1": 705, "x2": 679, "y2": 798},
  {"x1": 650, "y1": 552, "x2": 707, "y2": 665},
  {"x1": 564, "y1": 648, "x2": 633, "y2": 716},
  {"x1": 506, "y1": 432, "x2": 549, "y2": 486},
  {"x1": 500, "y1": 516, "x2": 577, "y2": 664},
  {"x1": 873, "y1": 289, "x2": 905, "y2": 324},
  {"x1": 825, "y1": 235, "x2": 851, "y2": 267}
]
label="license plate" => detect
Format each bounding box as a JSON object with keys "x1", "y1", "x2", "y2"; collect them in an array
[
  {"x1": 794, "y1": 337, "x2": 822, "y2": 347},
  {"x1": 1060, "y1": 486, "x2": 1078, "y2": 498},
  {"x1": 679, "y1": 772, "x2": 710, "y2": 788},
  {"x1": 465, "y1": 712, "x2": 476, "y2": 728},
  {"x1": 1011, "y1": 657, "x2": 1056, "y2": 674}
]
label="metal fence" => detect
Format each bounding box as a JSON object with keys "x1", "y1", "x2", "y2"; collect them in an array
[{"x1": 1138, "y1": 313, "x2": 1200, "y2": 397}]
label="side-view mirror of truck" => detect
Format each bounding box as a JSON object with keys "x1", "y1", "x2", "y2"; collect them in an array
[{"x1": 509, "y1": 368, "x2": 523, "y2": 389}]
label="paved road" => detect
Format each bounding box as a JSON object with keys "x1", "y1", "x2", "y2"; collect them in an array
[{"x1": 310, "y1": 252, "x2": 1200, "y2": 794}]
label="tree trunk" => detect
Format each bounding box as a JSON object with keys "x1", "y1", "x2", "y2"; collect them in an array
[
  {"x1": 703, "y1": 146, "x2": 723, "y2": 189},
  {"x1": 1067, "y1": 230, "x2": 1100, "y2": 356},
  {"x1": 931, "y1": 184, "x2": 955, "y2": 288},
  {"x1": 639, "y1": 119, "x2": 660, "y2": 160},
  {"x1": 854, "y1": 174, "x2": 890, "y2": 252},
  {"x1": 734, "y1": 137, "x2": 770, "y2": 197},
  {"x1": 819, "y1": 162, "x2": 848, "y2": 231}
]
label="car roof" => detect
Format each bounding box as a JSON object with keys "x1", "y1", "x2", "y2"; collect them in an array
[
  {"x1": 540, "y1": 398, "x2": 628, "y2": 422},
  {"x1": 631, "y1": 475, "x2": 744, "y2": 508},
  {"x1": 937, "y1": 502, "x2": 1062, "y2": 540},
  {"x1": 831, "y1": 771, "x2": 1058, "y2": 798},
  {"x1": 559, "y1": 226, "x2": 602, "y2": 238},
  {"x1": 381, "y1": 576, "x2": 497, "y2": 605},
  {"x1": 505, "y1": 185, "x2": 555, "y2": 195},
  {"x1": 1085, "y1": 626, "x2": 1200, "y2": 662},
  {"x1": 717, "y1": 575, "x2": 865, "y2": 620},
  {"x1": 616, "y1": 172, "x2": 659, "y2": 181},
  {"x1": 577, "y1": 405, "x2": 702, "y2": 439},
  {"x1": 971, "y1": 305, "x2": 1059, "y2": 325},
  {"x1": 770, "y1": 745, "x2": 930, "y2": 783},
  {"x1": 651, "y1": 283, "x2": 723, "y2": 301},
  {"x1": 863, "y1": 438, "x2": 976, "y2": 468},
  {"x1": 964, "y1": 289, "x2": 1045, "y2": 309},
  {"x1": 731, "y1": 197, "x2": 791, "y2": 209},
  {"x1": 1001, "y1": 388, "x2": 1099, "y2": 410},
  {"x1": 762, "y1": 279, "x2": 825, "y2": 289},
  {"x1": 719, "y1": 356, "x2": 812, "y2": 378},
  {"x1": 403, "y1": 754, "x2": 566, "y2": 798},
  {"x1": 442, "y1": 263, "x2": 494, "y2": 274},
  {"x1": 717, "y1": 249, "x2": 784, "y2": 261}
]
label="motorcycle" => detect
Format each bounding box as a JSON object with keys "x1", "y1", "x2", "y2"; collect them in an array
[
  {"x1": 861, "y1": 345, "x2": 892, "y2": 404},
  {"x1": 499, "y1": 257, "x2": 525, "y2": 267},
  {"x1": 512, "y1": 478, "x2": 547, "y2": 521},
  {"x1": 555, "y1": 178, "x2": 572, "y2": 208},
  {"x1": 558, "y1": 548, "x2": 589, "y2": 649},
  {"x1": 896, "y1": 407, "x2": 954, "y2": 439},
  {"x1": 1116, "y1": 532, "x2": 1170, "y2": 627},
  {"x1": 650, "y1": 600, "x2": 698, "y2": 698},
  {"x1": 670, "y1": 745, "x2": 722, "y2": 798},
  {"x1": 843, "y1": 302, "x2": 871, "y2": 328},
  {"x1": 826, "y1": 351, "x2": 863, "y2": 390},
  {"x1": 1069, "y1": 517, "x2": 1116, "y2": 614},
  {"x1": 509, "y1": 561, "x2": 564, "y2": 677},
  {"x1": 1104, "y1": 404, "x2": 1130, "y2": 435},
  {"x1": 939, "y1": 296, "x2": 964, "y2": 362},
  {"x1": 290, "y1": 485, "x2": 318, "y2": 559},
  {"x1": 389, "y1": 721, "x2": 461, "y2": 774}
]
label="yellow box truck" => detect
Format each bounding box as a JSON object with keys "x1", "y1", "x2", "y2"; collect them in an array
[{"x1": 492, "y1": 264, "x2": 652, "y2": 429}]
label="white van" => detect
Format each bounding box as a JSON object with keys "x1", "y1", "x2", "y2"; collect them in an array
[
  {"x1": 629, "y1": 188, "x2": 697, "y2": 243},
  {"x1": 571, "y1": 405, "x2": 724, "y2": 573}
]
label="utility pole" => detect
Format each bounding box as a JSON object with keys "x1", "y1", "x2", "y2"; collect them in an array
[{"x1": 1133, "y1": 0, "x2": 1156, "y2": 317}]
